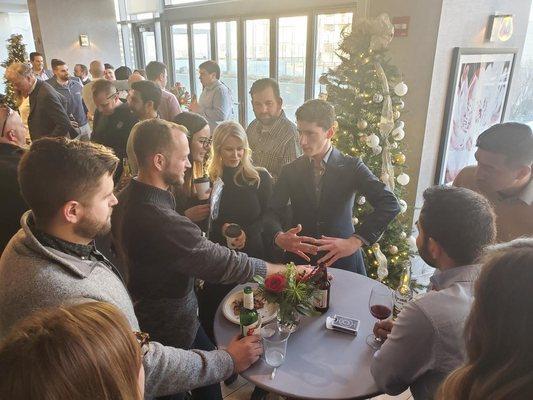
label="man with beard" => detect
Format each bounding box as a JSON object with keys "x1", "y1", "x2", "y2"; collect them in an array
[
  {"x1": 246, "y1": 78, "x2": 301, "y2": 181},
  {"x1": 114, "y1": 118, "x2": 311, "y2": 400},
  {"x1": 0, "y1": 138, "x2": 263, "y2": 398},
  {"x1": 47, "y1": 59, "x2": 90, "y2": 139},
  {"x1": 370, "y1": 186, "x2": 496, "y2": 400},
  {"x1": 454, "y1": 122, "x2": 533, "y2": 242}
]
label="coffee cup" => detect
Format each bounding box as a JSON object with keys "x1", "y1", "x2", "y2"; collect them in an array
[
  {"x1": 224, "y1": 223, "x2": 243, "y2": 250},
  {"x1": 193, "y1": 176, "x2": 210, "y2": 200}
]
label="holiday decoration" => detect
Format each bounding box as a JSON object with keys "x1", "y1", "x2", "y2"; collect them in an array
[
  {"x1": 352, "y1": 216, "x2": 359, "y2": 225},
  {"x1": 321, "y1": 13, "x2": 413, "y2": 288},
  {"x1": 1, "y1": 34, "x2": 28, "y2": 110}
]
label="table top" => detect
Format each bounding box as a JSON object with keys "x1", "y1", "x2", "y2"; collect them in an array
[{"x1": 214, "y1": 268, "x2": 385, "y2": 400}]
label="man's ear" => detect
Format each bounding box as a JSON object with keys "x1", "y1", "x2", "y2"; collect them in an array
[
  {"x1": 153, "y1": 153, "x2": 166, "y2": 172},
  {"x1": 514, "y1": 164, "x2": 531, "y2": 181},
  {"x1": 326, "y1": 122, "x2": 337, "y2": 139},
  {"x1": 61, "y1": 200, "x2": 82, "y2": 224},
  {"x1": 427, "y1": 237, "x2": 442, "y2": 260}
]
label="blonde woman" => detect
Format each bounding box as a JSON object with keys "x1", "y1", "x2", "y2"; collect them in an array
[
  {"x1": 199, "y1": 120, "x2": 273, "y2": 343},
  {"x1": 0, "y1": 301, "x2": 146, "y2": 400}
]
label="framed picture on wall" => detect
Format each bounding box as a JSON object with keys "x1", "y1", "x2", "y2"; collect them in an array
[{"x1": 435, "y1": 47, "x2": 517, "y2": 185}]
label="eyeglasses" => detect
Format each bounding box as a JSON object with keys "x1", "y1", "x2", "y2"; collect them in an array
[
  {"x1": 0, "y1": 105, "x2": 14, "y2": 138},
  {"x1": 197, "y1": 137, "x2": 212, "y2": 148},
  {"x1": 133, "y1": 331, "x2": 150, "y2": 357}
]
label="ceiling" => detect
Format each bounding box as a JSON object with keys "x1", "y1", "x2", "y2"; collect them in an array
[{"x1": 0, "y1": 0, "x2": 29, "y2": 13}]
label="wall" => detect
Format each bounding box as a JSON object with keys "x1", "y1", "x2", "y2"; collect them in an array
[{"x1": 27, "y1": 0, "x2": 121, "y2": 70}]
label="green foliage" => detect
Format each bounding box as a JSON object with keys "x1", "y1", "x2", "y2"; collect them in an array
[
  {"x1": 321, "y1": 25, "x2": 413, "y2": 289},
  {"x1": 1, "y1": 34, "x2": 28, "y2": 110}
]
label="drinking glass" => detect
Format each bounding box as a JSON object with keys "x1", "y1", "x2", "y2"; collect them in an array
[
  {"x1": 366, "y1": 285, "x2": 393, "y2": 350},
  {"x1": 261, "y1": 322, "x2": 290, "y2": 368}
]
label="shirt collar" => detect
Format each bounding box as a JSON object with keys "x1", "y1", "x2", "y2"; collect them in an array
[
  {"x1": 205, "y1": 80, "x2": 221, "y2": 91},
  {"x1": 309, "y1": 145, "x2": 333, "y2": 166},
  {"x1": 30, "y1": 224, "x2": 96, "y2": 260},
  {"x1": 258, "y1": 110, "x2": 287, "y2": 132},
  {"x1": 130, "y1": 178, "x2": 176, "y2": 210},
  {"x1": 429, "y1": 264, "x2": 481, "y2": 291}
]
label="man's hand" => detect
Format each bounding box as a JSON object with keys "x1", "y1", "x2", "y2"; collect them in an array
[
  {"x1": 373, "y1": 319, "x2": 393, "y2": 341},
  {"x1": 184, "y1": 204, "x2": 210, "y2": 223},
  {"x1": 274, "y1": 224, "x2": 318, "y2": 262},
  {"x1": 225, "y1": 334, "x2": 263, "y2": 373},
  {"x1": 316, "y1": 236, "x2": 363, "y2": 267},
  {"x1": 70, "y1": 120, "x2": 79, "y2": 129},
  {"x1": 189, "y1": 95, "x2": 200, "y2": 113}
]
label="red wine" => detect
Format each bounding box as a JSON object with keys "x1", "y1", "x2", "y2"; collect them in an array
[{"x1": 370, "y1": 304, "x2": 392, "y2": 320}]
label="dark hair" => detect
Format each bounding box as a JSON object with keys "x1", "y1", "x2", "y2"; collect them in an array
[
  {"x1": 18, "y1": 138, "x2": 118, "y2": 223},
  {"x1": 249, "y1": 78, "x2": 281, "y2": 99},
  {"x1": 115, "y1": 66, "x2": 132, "y2": 80},
  {"x1": 145, "y1": 61, "x2": 167, "y2": 81},
  {"x1": 133, "y1": 69, "x2": 146, "y2": 78},
  {"x1": 199, "y1": 60, "x2": 220, "y2": 79},
  {"x1": 75, "y1": 64, "x2": 88, "y2": 74},
  {"x1": 131, "y1": 80, "x2": 162, "y2": 110},
  {"x1": 173, "y1": 112, "x2": 208, "y2": 137},
  {"x1": 29, "y1": 52, "x2": 42, "y2": 62},
  {"x1": 437, "y1": 239, "x2": 533, "y2": 400},
  {"x1": 91, "y1": 78, "x2": 116, "y2": 97},
  {"x1": 133, "y1": 119, "x2": 185, "y2": 169},
  {"x1": 104, "y1": 63, "x2": 114, "y2": 70},
  {"x1": 51, "y1": 59, "x2": 66, "y2": 69},
  {"x1": 296, "y1": 99, "x2": 336, "y2": 131},
  {"x1": 420, "y1": 186, "x2": 496, "y2": 265},
  {"x1": 476, "y1": 122, "x2": 533, "y2": 167}
]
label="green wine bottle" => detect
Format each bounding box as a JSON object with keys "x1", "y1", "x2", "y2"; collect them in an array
[{"x1": 240, "y1": 286, "x2": 260, "y2": 337}]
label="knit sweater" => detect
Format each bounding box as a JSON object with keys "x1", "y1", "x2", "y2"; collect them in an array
[{"x1": 0, "y1": 211, "x2": 235, "y2": 398}]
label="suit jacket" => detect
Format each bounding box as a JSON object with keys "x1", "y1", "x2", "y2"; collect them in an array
[
  {"x1": 265, "y1": 147, "x2": 400, "y2": 273},
  {"x1": 28, "y1": 79, "x2": 75, "y2": 140}
]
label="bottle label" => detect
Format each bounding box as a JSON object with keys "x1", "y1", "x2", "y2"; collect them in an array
[
  {"x1": 315, "y1": 289, "x2": 329, "y2": 309},
  {"x1": 393, "y1": 291, "x2": 412, "y2": 318},
  {"x1": 243, "y1": 292, "x2": 253, "y2": 310},
  {"x1": 241, "y1": 320, "x2": 260, "y2": 337}
]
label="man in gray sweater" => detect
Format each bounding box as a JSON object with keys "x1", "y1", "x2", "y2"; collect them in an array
[{"x1": 0, "y1": 138, "x2": 263, "y2": 398}]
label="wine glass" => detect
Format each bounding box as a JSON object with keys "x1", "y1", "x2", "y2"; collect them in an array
[{"x1": 366, "y1": 285, "x2": 393, "y2": 350}]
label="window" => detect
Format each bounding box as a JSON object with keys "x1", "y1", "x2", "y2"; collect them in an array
[
  {"x1": 140, "y1": 27, "x2": 157, "y2": 65},
  {"x1": 171, "y1": 24, "x2": 191, "y2": 91},
  {"x1": 217, "y1": 21, "x2": 239, "y2": 120},
  {"x1": 278, "y1": 16, "x2": 307, "y2": 121},
  {"x1": 193, "y1": 22, "x2": 212, "y2": 95},
  {"x1": 314, "y1": 12, "x2": 352, "y2": 97},
  {"x1": 245, "y1": 19, "x2": 270, "y2": 124}
]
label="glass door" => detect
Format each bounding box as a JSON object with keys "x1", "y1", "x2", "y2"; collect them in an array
[{"x1": 133, "y1": 22, "x2": 157, "y2": 68}]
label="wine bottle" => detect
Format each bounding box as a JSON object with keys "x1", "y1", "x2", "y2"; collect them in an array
[
  {"x1": 314, "y1": 265, "x2": 330, "y2": 313},
  {"x1": 393, "y1": 262, "x2": 413, "y2": 318},
  {"x1": 240, "y1": 286, "x2": 260, "y2": 337}
]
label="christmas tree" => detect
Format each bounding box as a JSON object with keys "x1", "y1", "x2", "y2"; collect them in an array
[
  {"x1": 319, "y1": 14, "x2": 413, "y2": 289},
  {"x1": 1, "y1": 34, "x2": 28, "y2": 110}
]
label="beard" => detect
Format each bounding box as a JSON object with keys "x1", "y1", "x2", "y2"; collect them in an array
[
  {"x1": 418, "y1": 238, "x2": 437, "y2": 268},
  {"x1": 74, "y1": 210, "x2": 112, "y2": 240},
  {"x1": 162, "y1": 167, "x2": 183, "y2": 187}
]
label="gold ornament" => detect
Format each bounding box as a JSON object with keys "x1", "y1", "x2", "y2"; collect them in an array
[
  {"x1": 393, "y1": 152, "x2": 406, "y2": 165},
  {"x1": 357, "y1": 119, "x2": 368, "y2": 130}
]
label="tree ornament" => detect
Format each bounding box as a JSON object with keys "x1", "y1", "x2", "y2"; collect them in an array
[
  {"x1": 357, "y1": 119, "x2": 368, "y2": 130},
  {"x1": 388, "y1": 245, "x2": 399, "y2": 255},
  {"x1": 352, "y1": 216, "x2": 359, "y2": 225},
  {"x1": 396, "y1": 100, "x2": 405, "y2": 110},
  {"x1": 359, "y1": 134, "x2": 368, "y2": 144},
  {"x1": 392, "y1": 127, "x2": 405, "y2": 141},
  {"x1": 357, "y1": 196, "x2": 366, "y2": 205},
  {"x1": 393, "y1": 110, "x2": 401, "y2": 120},
  {"x1": 366, "y1": 134, "x2": 380, "y2": 148},
  {"x1": 400, "y1": 231, "x2": 407, "y2": 239},
  {"x1": 393, "y1": 81, "x2": 408, "y2": 96},
  {"x1": 373, "y1": 243, "x2": 389, "y2": 281},
  {"x1": 393, "y1": 152, "x2": 406, "y2": 165},
  {"x1": 390, "y1": 141, "x2": 399, "y2": 149},
  {"x1": 396, "y1": 173, "x2": 410, "y2": 186},
  {"x1": 372, "y1": 145, "x2": 383, "y2": 155},
  {"x1": 399, "y1": 199, "x2": 408, "y2": 213},
  {"x1": 373, "y1": 93, "x2": 384, "y2": 103}
]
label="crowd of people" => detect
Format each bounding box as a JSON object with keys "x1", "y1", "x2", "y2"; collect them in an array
[{"x1": 0, "y1": 53, "x2": 531, "y2": 400}]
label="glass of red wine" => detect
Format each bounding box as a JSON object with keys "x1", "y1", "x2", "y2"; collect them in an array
[{"x1": 366, "y1": 285, "x2": 393, "y2": 350}]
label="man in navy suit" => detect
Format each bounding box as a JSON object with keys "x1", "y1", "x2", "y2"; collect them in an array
[{"x1": 265, "y1": 99, "x2": 400, "y2": 274}]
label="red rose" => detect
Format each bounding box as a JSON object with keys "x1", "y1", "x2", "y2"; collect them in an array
[{"x1": 264, "y1": 274, "x2": 287, "y2": 293}]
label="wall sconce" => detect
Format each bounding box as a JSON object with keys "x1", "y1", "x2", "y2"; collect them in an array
[
  {"x1": 488, "y1": 14, "x2": 513, "y2": 42},
  {"x1": 79, "y1": 34, "x2": 90, "y2": 47}
]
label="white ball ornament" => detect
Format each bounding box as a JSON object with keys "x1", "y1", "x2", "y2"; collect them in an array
[
  {"x1": 392, "y1": 127, "x2": 405, "y2": 141},
  {"x1": 372, "y1": 145, "x2": 383, "y2": 155},
  {"x1": 393, "y1": 110, "x2": 401, "y2": 120},
  {"x1": 357, "y1": 196, "x2": 366, "y2": 205},
  {"x1": 366, "y1": 134, "x2": 380, "y2": 148},
  {"x1": 373, "y1": 93, "x2": 384, "y2": 103},
  {"x1": 394, "y1": 82, "x2": 408, "y2": 97},
  {"x1": 400, "y1": 231, "x2": 407, "y2": 239},
  {"x1": 396, "y1": 173, "x2": 410, "y2": 186},
  {"x1": 388, "y1": 245, "x2": 399, "y2": 255},
  {"x1": 399, "y1": 199, "x2": 408, "y2": 213},
  {"x1": 352, "y1": 216, "x2": 359, "y2": 225},
  {"x1": 396, "y1": 100, "x2": 405, "y2": 110},
  {"x1": 397, "y1": 120, "x2": 405, "y2": 129},
  {"x1": 390, "y1": 141, "x2": 399, "y2": 149}
]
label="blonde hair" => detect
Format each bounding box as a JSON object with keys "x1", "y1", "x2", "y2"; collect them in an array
[
  {"x1": 0, "y1": 302, "x2": 143, "y2": 400},
  {"x1": 207, "y1": 121, "x2": 261, "y2": 187}
]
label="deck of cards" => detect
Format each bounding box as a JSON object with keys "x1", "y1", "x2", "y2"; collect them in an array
[{"x1": 326, "y1": 315, "x2": 360, "y2": 336}]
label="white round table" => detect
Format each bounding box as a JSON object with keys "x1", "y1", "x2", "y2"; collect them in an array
[{"x1": 214, "y1": 268, "x2": 387, "y2": 399}]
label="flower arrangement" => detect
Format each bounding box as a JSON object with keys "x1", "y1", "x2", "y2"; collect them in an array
[
  {"x1": 253, "y1": 263, "x2": 322, "y2": 332},
  {"x1": 171, "y1": 82, "x2": 191, "y2": 108}
]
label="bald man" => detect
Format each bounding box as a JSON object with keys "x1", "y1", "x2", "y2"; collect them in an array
[
  {"x1": 0, "y1": 106, "x2": 28, "y2": 252},
  {"x1": 82, "y1": 60, "x2": 105, "y2": 120}
]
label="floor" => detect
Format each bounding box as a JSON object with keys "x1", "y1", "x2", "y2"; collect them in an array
[{"x1": 221, "y1": 375, "x2": 413, "y2": 399}]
